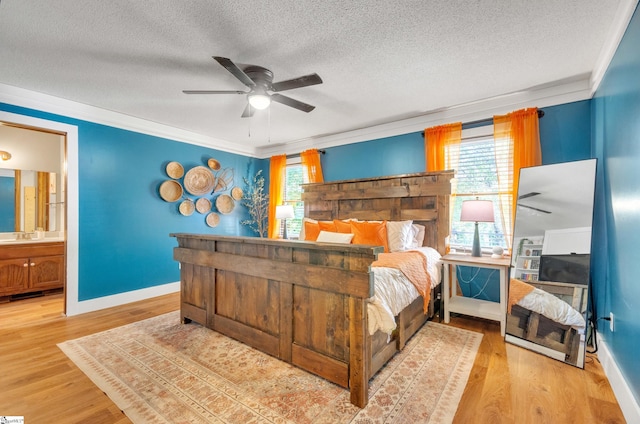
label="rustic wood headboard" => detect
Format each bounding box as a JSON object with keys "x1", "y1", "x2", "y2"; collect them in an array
[{"x1": 301, "y1": 171, "x2": 454, "y2": 255}]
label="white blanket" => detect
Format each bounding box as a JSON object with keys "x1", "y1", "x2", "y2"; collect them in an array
[
  {"x1": 516, "y1": 288, "x2": 586, "y2": 330},
  {"x1": 367, "y1": 247, "x2": 441, "y2": 335}
]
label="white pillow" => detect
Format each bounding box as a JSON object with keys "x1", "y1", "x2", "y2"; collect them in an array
[
  {"x1": 410, "y1": 224, "x2": 426, "y2": 248},
  {"x1": 386, "y1": 220, "x2": 414, "y2": 252},
  {"x1": 316, "y1": 231, "x2": 354, "y2": 244}
]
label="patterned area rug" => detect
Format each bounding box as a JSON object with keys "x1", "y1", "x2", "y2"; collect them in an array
[{"x1": 58, "y1": 311, "x2": 482, "y2": 423}]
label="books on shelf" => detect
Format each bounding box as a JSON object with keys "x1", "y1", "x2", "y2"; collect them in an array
[
  {"x1": 520, "y1": 272, "x2": 539, "y2": 281},
  {"x1": 522, "y1": 258, "x2": 540, "y2": 270}
]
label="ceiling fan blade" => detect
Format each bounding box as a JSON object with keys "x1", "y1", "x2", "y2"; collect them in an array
[
  {"x1": 271, "y1": 73, "x2": 323, "y2": 92},
  {"x1": 270, "y1": 93, "x2": 315, "y2": 113},
  {"x1": 241, "y1": 103, "x2": 254, "y2": 118},
  {"x1": 518, "y1": 191, "x2": 541, "y2": 200},
  {"x1": 518, "y1": 204, "x2": 552, "y2": 214},
  {"x1": 182, "y1": 90, "x2": 246, "y2": 94},
  {"x1": 213, "y1": 56, "x2": 256, "y2": 88}
]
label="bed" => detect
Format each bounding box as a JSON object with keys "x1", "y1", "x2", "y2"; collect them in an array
[{"x1": 171, "y1": 170, "x2": 453, "y2": 407}]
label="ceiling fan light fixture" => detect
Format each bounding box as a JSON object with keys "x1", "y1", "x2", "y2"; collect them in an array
[{"x1": 248, "y1": 93, "x2": 271, "y2": 110}]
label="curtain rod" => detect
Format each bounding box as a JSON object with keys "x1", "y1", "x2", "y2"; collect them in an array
[
  {"x1": 420, "y1": 109, "x2": 545, "y2": 137},
  {"x1": 286, "y1": 149, "x2": 326, "y2": 159}
]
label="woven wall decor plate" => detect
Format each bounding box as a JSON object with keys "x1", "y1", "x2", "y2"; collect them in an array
[
  {"x1": 159, "y1": 180, "x2": 183, "y2": 202},
  {"x1": 207, "y1": 158, "x2": 221, "y2": 171},
  {"x1": 184, "y1": 166, "x2": 215, "y2": 195},
  {"x1": 166, "y1": 161, "x2": 184, "y2": 179},
  {"x1": 231, "y1": 186, "x2": 243, "y2": 201},
  {"x1": 215, "y1": 194, "x2": 234, "y2": 214},
  {"x1": 179, "y1": 200, "x2": 195, "y2": 216},
  {"x1": 205, "y1": 212, "x2": 220, "y2": 227},
  {"x1": 195, "y1": 197, "x2": 212, "y2": 214}
]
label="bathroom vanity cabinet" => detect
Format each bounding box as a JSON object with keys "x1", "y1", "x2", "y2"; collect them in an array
[{"x1": 0, "y1": 241, "x2": 64, "y2": 299}]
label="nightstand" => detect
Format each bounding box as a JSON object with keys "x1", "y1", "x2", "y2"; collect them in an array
[{"x1": 441, "y1": 253, "x2": 511, "y2": 336}]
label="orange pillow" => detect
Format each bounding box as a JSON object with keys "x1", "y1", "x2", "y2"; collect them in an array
[
  {"x1": 333, "y1": 219, "x2": 353, "y2": 233},
  {"x1": 304, "y1": 220, "x2": 336, "y2": 241},
  {"x1": 350, "y1": 220, "x2": 389, "y2": 252}
]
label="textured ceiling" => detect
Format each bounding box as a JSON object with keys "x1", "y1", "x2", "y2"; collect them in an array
[{"x1": 0, "y1": 0, "x2": 631, "y2": 154}]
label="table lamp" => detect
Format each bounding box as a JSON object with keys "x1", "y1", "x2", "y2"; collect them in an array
[
  {"x1": 275, "y1": 205, "x2": 295, "y2": 239},
  {"x1": 460, "y1": 198, "x2": 495, "y2": 257}
]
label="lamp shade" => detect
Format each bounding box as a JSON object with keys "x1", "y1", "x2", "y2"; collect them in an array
[
  {"x1": 460, "y1": 199, "x2": 495, "y2": 223},
  {"x1": 275, "y1": 204, "x2": 295, "y2": 219}
]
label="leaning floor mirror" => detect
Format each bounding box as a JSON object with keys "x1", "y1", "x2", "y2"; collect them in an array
[{"x1": 506, "y1": 158, "x2": 596, "y2": 368}]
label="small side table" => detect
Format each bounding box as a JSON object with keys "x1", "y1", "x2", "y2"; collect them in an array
[{"x1": 441, "y1": 254, "x2": 511, "y2": 336}]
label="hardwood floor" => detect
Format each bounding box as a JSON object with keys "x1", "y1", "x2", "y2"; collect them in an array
[{"x1": 0, "y1": 293, "x2": 626, "y2": 423}]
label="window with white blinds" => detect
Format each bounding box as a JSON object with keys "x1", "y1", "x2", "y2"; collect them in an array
[
  {"x1": 449, "y1": 134, "x2": 510, "y2": 250},
  {"x1": 282, "y1": 162, "x2": 307, "y2": 238}
]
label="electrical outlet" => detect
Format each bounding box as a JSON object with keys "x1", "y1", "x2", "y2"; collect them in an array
[{"x1": 610, "y1": 312, "x2": 615, "y2": 332}]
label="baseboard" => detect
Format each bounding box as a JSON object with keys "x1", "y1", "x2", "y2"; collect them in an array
[
  {"x1": 66, "y1": 282, "x2": 179, "y2": 316},
  {"x1": 597, "y1": 332, "x2": 640, "y2": 423}
]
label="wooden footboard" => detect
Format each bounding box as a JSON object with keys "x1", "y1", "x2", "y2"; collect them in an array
[{"x1": 173, "y1": 234, "x2": 384, "y2": 407}]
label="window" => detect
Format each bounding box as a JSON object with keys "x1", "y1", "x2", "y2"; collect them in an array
[
  {"x1": 449, "y1": 129, "x2": 510, "y2": 251},
  {"x1": 282, "y1": 160, "x2": 307, "y2": 238}
]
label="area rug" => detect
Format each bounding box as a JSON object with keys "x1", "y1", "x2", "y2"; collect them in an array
[{"x1": 58, "y1": 311, "x2": 482, "y2": 423}]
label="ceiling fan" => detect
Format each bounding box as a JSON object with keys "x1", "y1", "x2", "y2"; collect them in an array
[
  {"x1": 517, "y1": 191, "x2": 552, "y2": 214},
  {"x1": 183, "y1": 56, "x2": 323, "y2": 118}
]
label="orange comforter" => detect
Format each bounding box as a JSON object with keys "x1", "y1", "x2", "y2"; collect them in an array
[{"x1": 372, "y1": 251, "x2": 431, "y2": 313}]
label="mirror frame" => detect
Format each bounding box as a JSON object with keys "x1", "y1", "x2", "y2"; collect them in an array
[{"x1": 505, "y1": 158, "x2": 597, "y2": 368}]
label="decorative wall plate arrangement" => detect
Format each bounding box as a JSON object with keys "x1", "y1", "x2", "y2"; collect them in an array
[
  {"x1": 166, "y1": 161, "x2": 185, "y2": 179},
  {"x1": 159, "y1": 180, "x2": 183, "y2": 202},
  {"x1": 195, "y1": 197, "x2": 212, "y2": 214},
  {"x1": 159, "y1": 158, "x2": 238, "y2": 226},
  {"x1": 184, "y1": 166, "x2": 215, "y2": 195}
]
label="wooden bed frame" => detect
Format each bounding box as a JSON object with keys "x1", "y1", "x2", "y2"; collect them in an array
[{"x1": 171, "y1": 170, "x2": 453, "y2": 407}]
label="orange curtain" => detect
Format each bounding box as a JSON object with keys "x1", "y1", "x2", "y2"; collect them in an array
[
  {"x1": 300, "y1": 149, "x2": 324, "y2": 183},
  {"x1": 268, "y1": 154, "x2": 287, "y2": 238},
  {"x1": 424, "y1": 122, "x2": 462, "y2": 253},
  {"x1": 493, "y1": 108, "x2": 541, "y2": 250},
  {"x1": 425, "y1": 122, "x2": 462, "y2": 173}
]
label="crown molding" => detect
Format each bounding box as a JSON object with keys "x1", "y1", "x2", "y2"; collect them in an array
[
  {"x1": 256, "y1": 76, "x2": 592, "y2": 158},
  {"x1": 591, "y1": 0, "x2": 639, "y2": 96},
  {"x1": 0, "y1": 83, "x2": 258, "y2": 157}
]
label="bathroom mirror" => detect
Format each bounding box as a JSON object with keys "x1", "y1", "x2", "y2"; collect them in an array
[
  {"x1": 505, "y1": 159, "x2": 596, "y2": 368},
  {"x1": 0, "y1": 169, "x2": 61, "y2": 233},
  {"x1": 0, "y1": 122, "x2": 64, "y2": 235}
]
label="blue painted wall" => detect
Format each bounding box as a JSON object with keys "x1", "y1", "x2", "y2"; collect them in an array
[
  {"x1": 323, "y1": 132, "x2": 425, "y2": 181},
  {"x1": 592, "y1": 4, "x2": 640, "y2": 405},
  {"x1": 0, "y1": 176, "x2": 15, "y2": 232},
  {"x1": 0, "y1": 103, "x2": 259, "y2": 301}
]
